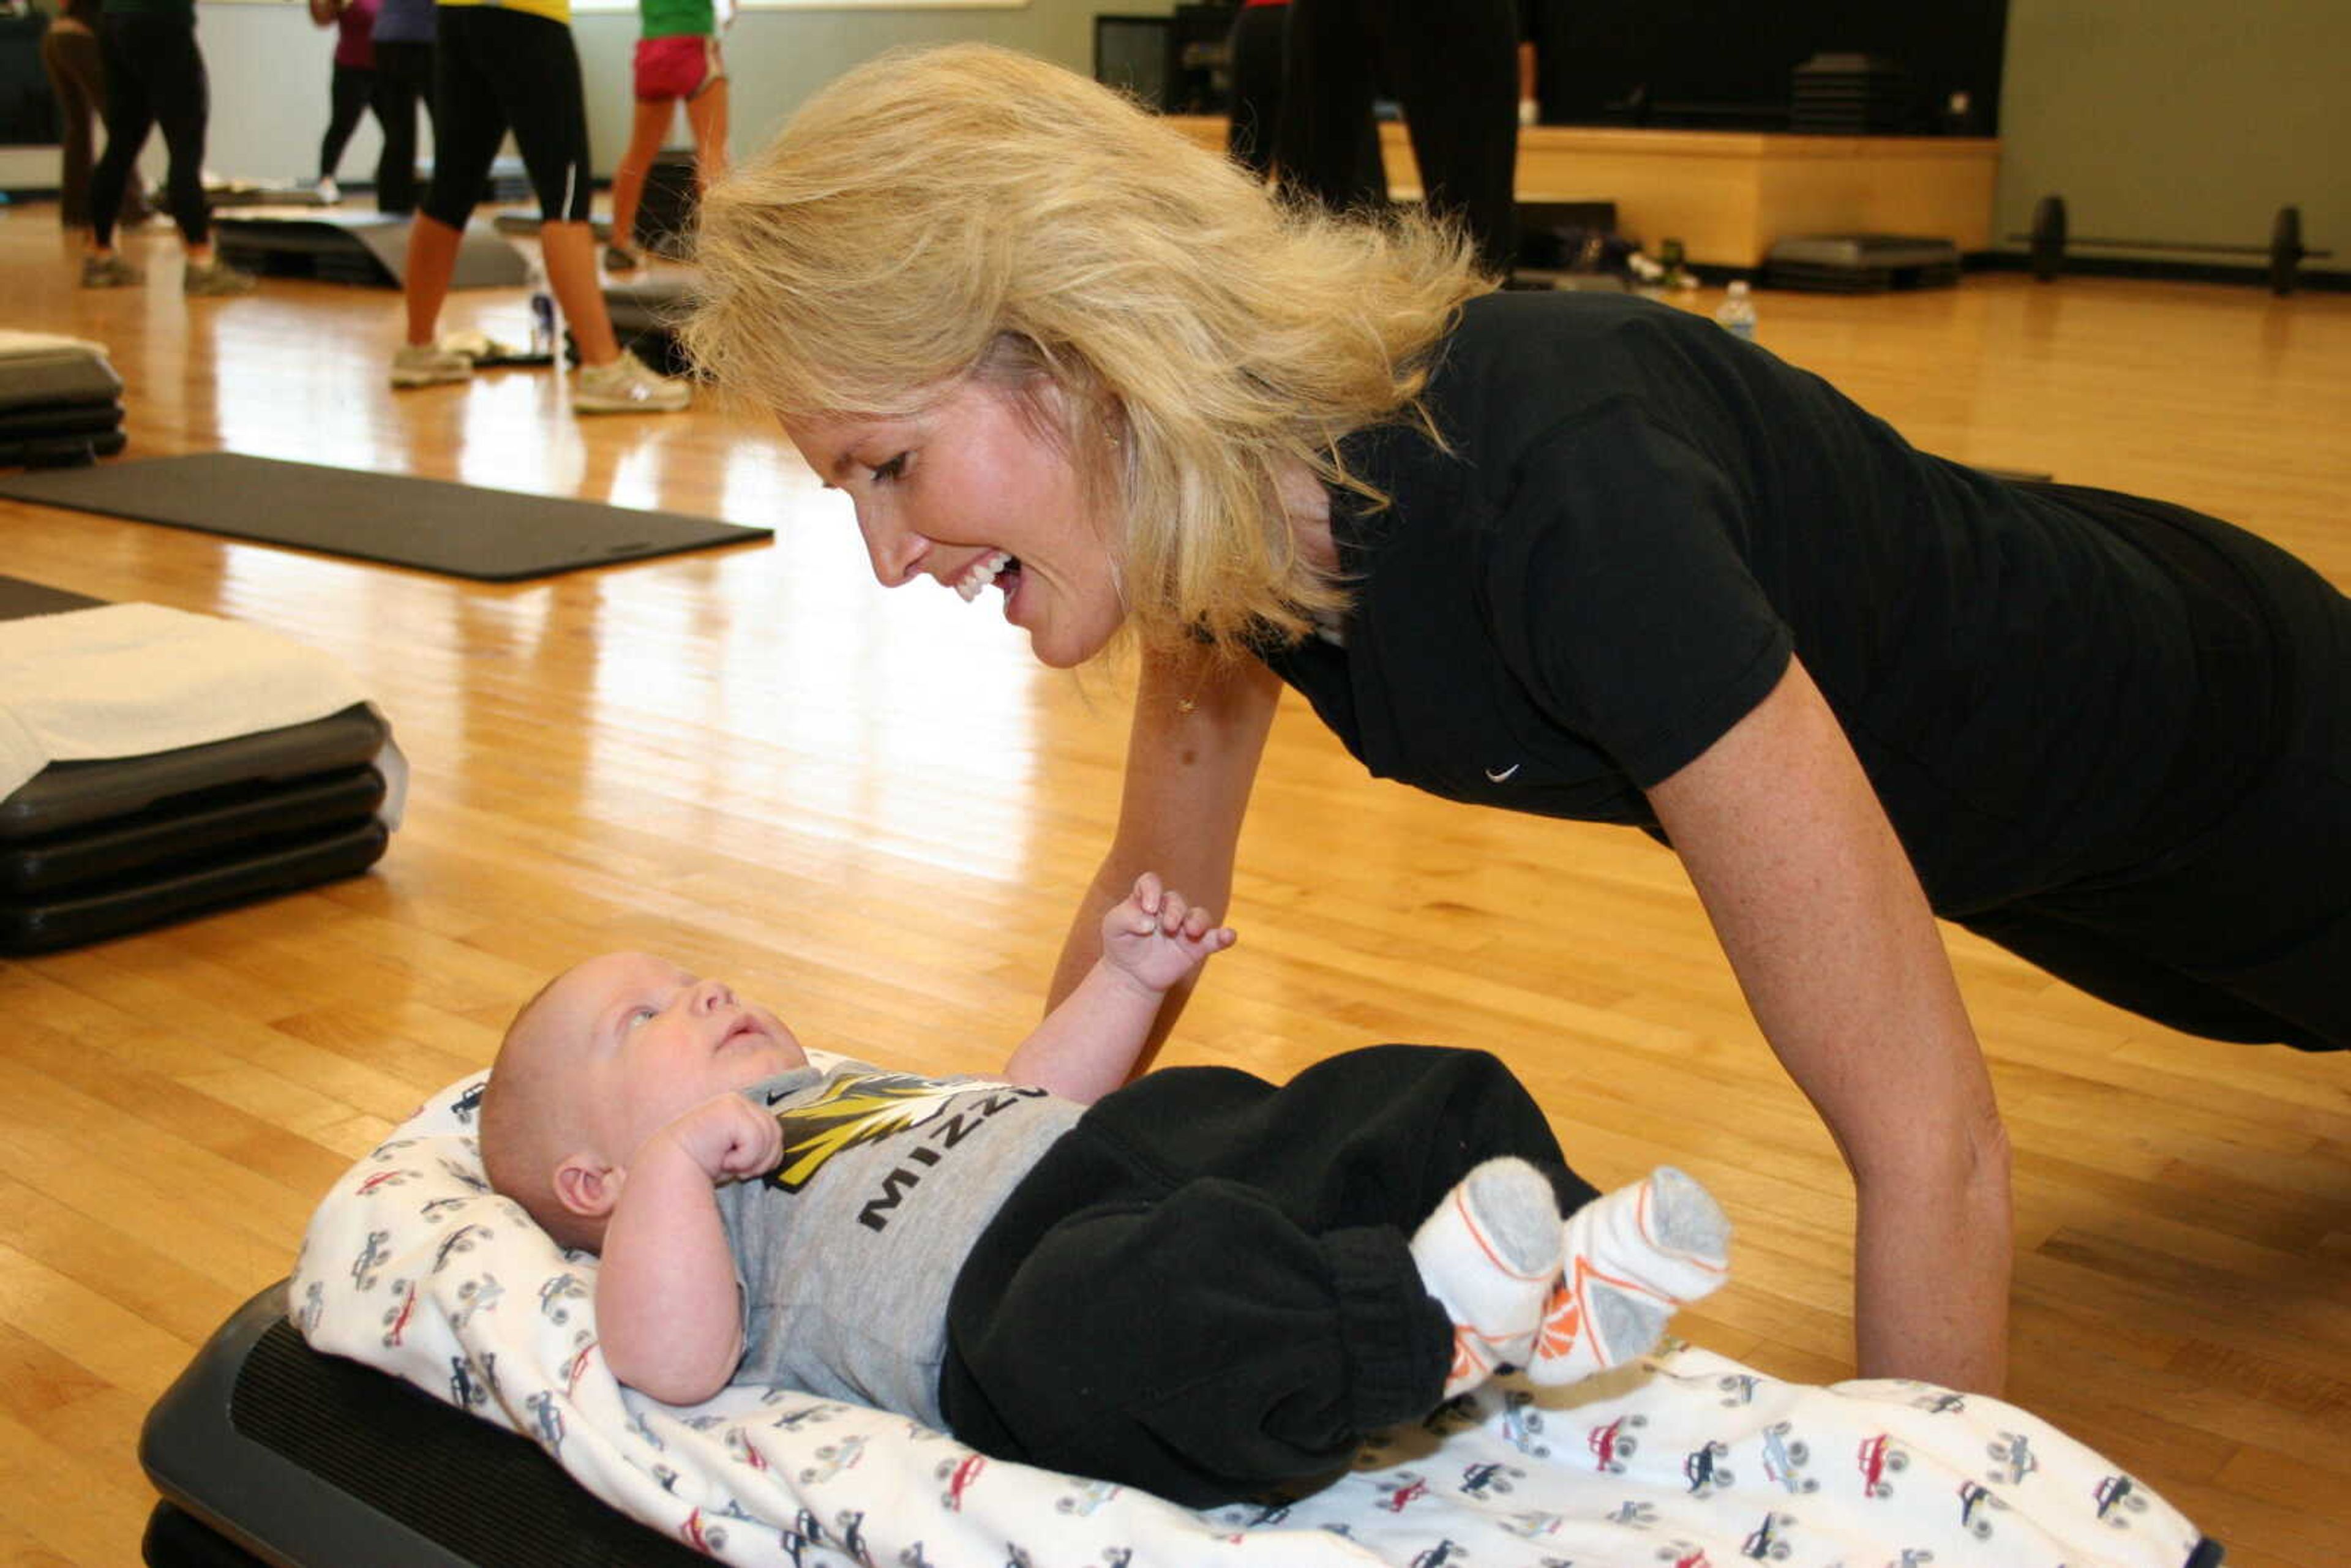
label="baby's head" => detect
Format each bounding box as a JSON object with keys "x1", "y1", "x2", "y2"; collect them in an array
[{"x1": 479, "y1": 951, "x2": 808, "y2": 1249}]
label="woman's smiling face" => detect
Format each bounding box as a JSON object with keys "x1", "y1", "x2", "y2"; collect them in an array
[{"x1": 783, "y1": 375, "x2": 1128, "y2": 670}]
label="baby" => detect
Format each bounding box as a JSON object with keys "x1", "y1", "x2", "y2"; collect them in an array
[{"x1": 479, "y1": 874, "x2": 1730, "y2": 1506}]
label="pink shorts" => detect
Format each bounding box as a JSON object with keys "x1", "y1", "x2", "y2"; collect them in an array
[{"x1": 633, "y1": 34, "x2": 721, "y2": 102}]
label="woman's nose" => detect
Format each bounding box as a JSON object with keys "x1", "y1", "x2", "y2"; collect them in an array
[{"x1": 857, "y1": 512, "x2": 927, "y2": 588}]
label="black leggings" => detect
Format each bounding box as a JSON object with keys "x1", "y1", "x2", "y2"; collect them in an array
[
  {"x1": 370, "y1": 40, "x2": 435, "y2": 214},
  {"x1": 318, "y1": 62, "x2": 380, "y2": 182},
  {"x1": 423, "y1": 6, "x2": 591, "y2": 229},
  {"x1": 1274, "y1": 0, "x2": 1520, "y2": 274},
  {"x1": 40, "y1": 26, "x2": 142, "y2": 230},
  {"x1": 88, "y1": 12, "x2": 210, "y2": 249},
  {"x1": 940, "y1": 1045, "x2": 1597, "y2": 1506}
]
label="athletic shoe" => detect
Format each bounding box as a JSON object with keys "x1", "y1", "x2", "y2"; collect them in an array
[
  {"x1": 80, "y1": 253, "x2": 143, "y2": 288},
  {"x1": 184, "y1": 260, "x2": 259, "y2": 297},
  {"x1": 391, "y1": 342, "x2": 475, "y2": 388},
  {"x1": 316, "y1": 176, "x2": 341, "y2": 206},
  {"x1": 572, "y1": 349, "x2": 690, "y2": 415},
  {"x1": 603, "y1": 244, "x2": 641, "y2": 272}
]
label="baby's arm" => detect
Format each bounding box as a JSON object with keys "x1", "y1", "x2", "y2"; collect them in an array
[
  {"x1": 596, "y1": 1093, "x2": 781, "y2": 1406},
  {"x1": 1003, "y1": 872, "x2": 1235, "y2": 1103}
]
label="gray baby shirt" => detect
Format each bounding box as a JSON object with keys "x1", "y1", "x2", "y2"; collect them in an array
[{"x1": 711, "y1": 1062, "x2": 1083, "y2": 1427}]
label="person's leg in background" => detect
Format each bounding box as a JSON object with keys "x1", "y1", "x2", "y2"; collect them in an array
[
  {"x1": 601, "y1": 88, "x2": 674, "y2": 270},
  {"x1": 317, "y1": 61, "x2": 377, "y2": 199},
  {"x1": 495, "y1": 11, "x2": 687, "y2": 411},
  {"x1": 80, "y1": 14, "x2": 155, "y2": 285},
  {"x1": 40, "y1": 20, "x2": 143, "y2": 234},
  {"x1": 369, "y1": 39, "x2": 430, "y2": 215},
  {"x1": 1271, "y1": 0, "x2": 1383, "y2": 216},
  {"x1": 1362, "y1": 0, "x2": 1519, "y2": 276},
  {"x1": 396, "y1": 6, "x2": 686, "y2": 411},
  {"x1": 393, "y1": 5, "x2": 500, "y2": 385},
  {"x1": 1223, "y1": 0, "x2": 1288, "y2": 178},
  {"x1": 135, "y1": 13, "x2": 255, "y2": 294},
  {"x1": 681, "y1": 53, "x2": 727, "y2": 195}
]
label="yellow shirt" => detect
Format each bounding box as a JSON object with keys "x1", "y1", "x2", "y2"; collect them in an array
[{"x1": 438, "y1": 0, "x2": 572, "y2": 28}]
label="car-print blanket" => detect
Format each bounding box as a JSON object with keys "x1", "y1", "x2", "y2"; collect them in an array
[{"x1": 293, "y1": 1071, "x2": 2218, "y2": 1568}]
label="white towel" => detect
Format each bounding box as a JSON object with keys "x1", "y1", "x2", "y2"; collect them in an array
[
  {"x1": 0, "y1": 329, "x2": 110, "y2": 362},
  {"x1": 0, "y1": 603, "x2": 375, "y2": 803}
]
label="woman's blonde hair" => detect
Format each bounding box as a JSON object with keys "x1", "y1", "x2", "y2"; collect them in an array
[{"x1": 683, "y1": 41, "x2": 1489, "y2": 653}]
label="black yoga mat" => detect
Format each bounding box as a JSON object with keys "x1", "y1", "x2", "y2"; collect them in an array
[{"x1": 0, "y1": 453, "x2": 771, "y2": 581}]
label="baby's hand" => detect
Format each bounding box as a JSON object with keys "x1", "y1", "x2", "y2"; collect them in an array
[
  {"x1": 1101, "y1": 872, "x2": 1237, "y2": 995},
  {"x1": 657, "y1": 1092, "x2": 784, "y2": 1185}
]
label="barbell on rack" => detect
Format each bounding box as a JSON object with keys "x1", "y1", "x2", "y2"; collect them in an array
[{"x1": 2013, "y1": 196, "x2": 2331, "y2": 295}]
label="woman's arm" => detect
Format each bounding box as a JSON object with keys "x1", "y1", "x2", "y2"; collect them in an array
[
  {"x1": 309, "y1": 0, "x2": 345, "y2": 26},
  {"x1": 1645, "y1": 655, "x2": 2012, "y2": 1394},
  {"x1": 1046, "y1": 643, "x2": 1282, "y2": 1065}
]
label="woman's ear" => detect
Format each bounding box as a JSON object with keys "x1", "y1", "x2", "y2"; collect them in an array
[{"x1": 553, "y1": 1152, "x2": 623, "y2": 1220}]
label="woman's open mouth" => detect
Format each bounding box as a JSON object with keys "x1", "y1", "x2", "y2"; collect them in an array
[{"x1": 953, "y1": 549, "x2": 1021, "y2": 602}]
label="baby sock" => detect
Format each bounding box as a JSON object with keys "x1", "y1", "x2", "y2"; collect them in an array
[
  {"x1": 1409, "y1": 1157, "x2": 1566, "y2": 1398},
  {"x1": 1529, "y1": 1165, "x2": 1730, "y2": 1386}
]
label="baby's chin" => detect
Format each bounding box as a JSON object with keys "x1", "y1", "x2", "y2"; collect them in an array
[{"x1": 731, "y1": 1040, "x2": 808, "y2": 1083}]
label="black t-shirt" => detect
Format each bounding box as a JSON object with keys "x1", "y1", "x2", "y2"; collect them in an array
[{"x1": 1257, "y1": 290, "x2": 2284, "y2": 915}]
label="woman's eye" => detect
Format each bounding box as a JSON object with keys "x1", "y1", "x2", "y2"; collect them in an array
[{"x1": 869, "y1": 452, "x2": 909, "y2": 484}]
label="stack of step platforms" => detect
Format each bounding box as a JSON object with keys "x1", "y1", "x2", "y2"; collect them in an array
[
  {"x1": 1764, "y1": 233, "x2": 1961, "y2": 292},
  {"x1": 0, "y1": 579, "x2": 397, "y2": 956},
  {"x1": 0, "y1": 332, "x2": 127, "y2": 468},
  {"x1": 1789, "y1": 53, "x2": 1920, "y2": 134}
]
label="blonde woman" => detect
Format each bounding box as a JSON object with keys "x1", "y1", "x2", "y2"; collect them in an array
[{"x1": 686, "y1": 43, "x2": 2351, "y2": 1400}]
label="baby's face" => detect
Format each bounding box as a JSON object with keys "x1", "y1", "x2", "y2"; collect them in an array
[{"x1": 535, "y1": 951, "x2": 809, "y2": 1162}]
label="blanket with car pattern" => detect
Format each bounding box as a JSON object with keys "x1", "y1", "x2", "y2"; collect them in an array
[{"x1": 293, "y1": 1070, "x2": 2218, "y2": 1568}]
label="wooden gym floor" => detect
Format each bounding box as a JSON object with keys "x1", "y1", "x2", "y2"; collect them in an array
[{"x1": 0, "y1": 206, "x2": 2345, "y2": 1567}]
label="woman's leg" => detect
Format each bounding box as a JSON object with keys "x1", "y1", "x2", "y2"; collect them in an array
[
  {"x1": 683, "y1": 70, "x2": 727, "y2": 189},
  {"x1": 487, "y1": 12, "x2": 641, "y2": 372},
  {"x1": 370, "y1": 43, "x2": 424, "y2": 214},
  {"x1": 84, "y1": 17, "x2": 154, "y2": 254},
  {"x1": 405, "y1": 10, "x2": 504, "y2": 350},
  {"x1": 605, "y1": 94, "x2": 674, "y2": 260},
  {"x1": 318, "y1": 63, "x2": 373, "y2": 182},
  {"x1": 1223, "y1": 1, "x2": 1286, "y2": 177},
  {"x1": 42, "y1": 30, "x2": 101, "y2": 230},
  {"x1": 138, "y1": 17, "x2": 214, "y2": 254}
]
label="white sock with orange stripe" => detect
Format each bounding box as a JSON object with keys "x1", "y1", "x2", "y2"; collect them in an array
[
  {"x1": 1528, "y1": 1165, "x2": 1730, "y2": 1386},
  {"x1": 1409, "y1": 1157, "x2": 1565, "y2": 1399}
]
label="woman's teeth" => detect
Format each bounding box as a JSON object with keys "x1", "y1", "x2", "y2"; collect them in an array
[{"x1": 954, "y1": 550, "x2": 1014, "y2": 602}]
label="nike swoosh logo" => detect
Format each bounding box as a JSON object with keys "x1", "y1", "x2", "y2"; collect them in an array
[{"x1": 1485, "y1": 763, "x2": 1521, "y2": 782}]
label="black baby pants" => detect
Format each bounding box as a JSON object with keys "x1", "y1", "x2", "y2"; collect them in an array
[{"x1": 938, "y1": 1045, "x2": 1597, "y2": 1507}]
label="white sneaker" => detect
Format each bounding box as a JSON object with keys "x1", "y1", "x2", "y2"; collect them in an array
[
  {"x1": 316, "y1": 176, "x2": 341, "y2": 206},
  {"x1": 572, "y1": 349, "x2": 690, "y2": 415},
  {"x1": 390, "y1": 342, "x2": 474, "y2": 388}
]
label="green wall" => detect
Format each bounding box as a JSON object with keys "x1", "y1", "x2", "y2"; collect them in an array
[
  {"x1": 1995, "y1": 0, "x2": 2349, "y2": 275},
  {"x1": 177, "y1": 0, "x2": 2350, "y2": 285}
]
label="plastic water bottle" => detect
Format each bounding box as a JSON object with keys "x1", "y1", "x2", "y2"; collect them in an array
[
  {"x1": 527, "y1": 260, "x2": 557, "y2": 361},
  {"x1": 1714, "y1": 279, "x2": 1758, "y2": 341}
]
